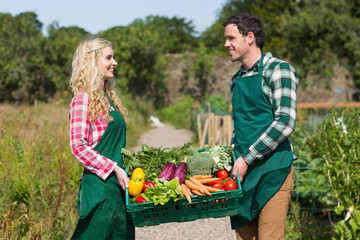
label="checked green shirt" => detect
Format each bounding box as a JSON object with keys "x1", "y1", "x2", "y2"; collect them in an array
[{"x1": 231, "y1": 52, "x2": 299, "y2": 165}]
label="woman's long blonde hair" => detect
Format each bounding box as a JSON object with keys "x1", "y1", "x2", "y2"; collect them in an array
[{"x1": 69, "y1": 36, "x2": 127, "y2": 123}]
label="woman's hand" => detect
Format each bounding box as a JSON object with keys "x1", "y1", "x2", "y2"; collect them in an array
[
  {"x1": 232, "y1": 157, "x2": 248, "y2": 182},
  {"x1": 114, "y1": 166, "x2": 129, "y2": 190}
]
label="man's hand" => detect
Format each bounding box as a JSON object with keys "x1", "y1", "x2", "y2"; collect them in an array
[
  {"x1": 232, "y1": 157, "x2": 248, "y2": 182},
  {"x1": 114, "y1": 166, "x2": 129, "y2": 190}
]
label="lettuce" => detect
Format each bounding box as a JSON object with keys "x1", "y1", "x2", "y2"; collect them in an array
[{"x1": 142, "y1": 178, "x2": 184, "y2": 206}]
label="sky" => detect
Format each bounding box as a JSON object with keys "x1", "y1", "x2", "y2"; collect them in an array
[{"x1": 0, "y1": 0, "x2": 227, "y2": 35}]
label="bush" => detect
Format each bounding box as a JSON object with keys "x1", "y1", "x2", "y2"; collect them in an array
[
  {"x1": 306, "y1": 108, "x2": 360, "y2": 239},
  {"x1": 156, "y1": 96, "x2": 196, "y2": 129}
]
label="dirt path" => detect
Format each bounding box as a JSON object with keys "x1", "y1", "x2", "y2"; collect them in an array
[{"x1": 131, "y1": 124, "x2": 236, "y2": 240}]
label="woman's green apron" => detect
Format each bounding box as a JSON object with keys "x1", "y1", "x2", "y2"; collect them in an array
[
  {"x1": 230, "y1": 53, "x2": 293, "y2": 229},
  {"x1": 72, "y1": 94, "x2": 135, "y2": 240}
]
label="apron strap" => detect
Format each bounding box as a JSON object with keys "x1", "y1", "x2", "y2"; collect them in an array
[{"x1": 105, "y1": 92, "x2": 118, "y2": 111}]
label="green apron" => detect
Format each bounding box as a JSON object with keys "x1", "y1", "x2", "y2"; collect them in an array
[
  {"x1": 230, "y1": 53, "x2": 293, "y2": 229},
  {"x1": 72, "y1": 94, "x2": 135, "y2": 240}
]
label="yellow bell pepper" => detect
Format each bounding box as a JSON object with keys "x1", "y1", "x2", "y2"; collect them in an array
[
  {"x1": 131, "y1": 168, "x2": 145, "y2": 182},
  {"x1": 128, "y1": 179, "x2": 144, "y2": 197}
]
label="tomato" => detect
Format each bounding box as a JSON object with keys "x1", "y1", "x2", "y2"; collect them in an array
[
  {"x1": 224, "y1": 179, "x2": 237, "y2": 191},
  {"x1": 128, "y1": 179, "x2": 144, "y2": 196},
  {"x1": 131, "y1": 168, "x2": 145, "y2": 182},
  {"x1": 142, "y1": 181, "x2": 155, "y2": 192},
  {"x1": 212, "y1": 182, "x2": 224, "y2": 190},
  {"x1": 217, "y1": 169, "x2": 229, "y2": 180}
]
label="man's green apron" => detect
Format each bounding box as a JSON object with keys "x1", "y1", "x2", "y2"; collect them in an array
[
  {"x1": 230, "y1": 53, "x2": 293, "y2": 229},
  {"x1": 72, "y1": 94, "x2": 135, "y2": 240}
]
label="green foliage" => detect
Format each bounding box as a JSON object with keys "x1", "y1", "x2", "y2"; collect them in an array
[
  {"x1": 101, "y1": 15, "x2": 199, "y2": 105},
  {"x1": 156, "y1": 96, "x2": 196, "y2": 129},
  {"x1": 192, "y1": 43, "x2": 216, "y2": 97},
  {"x1": 197, "y1": 95, "x2": 230, "y2": 115},
  {"x1": 290, "y1": 127, "x2": 335, "y2": 209},
  {"x1": 286, "y1": 202, "x2": 334, "y2": 239},
  {"x1": 102, "y1": 25, "x2": 168, "y2": 105},
  {"x1": 282, "y1": 0, "x2": 360, "y2": 87},
  {"x1": 200, "y1": 21, "x2": 227, "y2": 55},
  {"x1": 203, "y1": 0, "x2": 360, "y2": 89},
  {"x1": 131, "y1": 15, "x2": 199, "y2": 53},
  {"x1": 180, "y1": 44, "x2": 216, "y2": 98},
  {"x1": 306, "y1": 108, "x2": 360, "y2": 239},
  {"x1": 10, "y1": 178, "x2": 30, "y2": 205},
  {"x1": 0, "y1": 100, "x2": 151, "y2": 238},
  {"x1": 44, "y1": 23, "x2": 90, "y2": 93},
  {"x1": 0, "y1": 12, "x2": 50, "y2": 103},
  {"x1": 332, "y1": 208, "x2": 360, "y2": 240},
  {"x1": 202, "y1": 0, "x2": 296, "y2": 57},
  {"x1": 0, "y1": 103, "x2": 82, "y2": 239},
  {"x1": 2, "y1": 2, "x2": 360, "y2": 103}
]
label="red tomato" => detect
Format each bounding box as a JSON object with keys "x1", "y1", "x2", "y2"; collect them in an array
[
  {"x1": 224, "y1": 180, "x2": 237, "y2": 191},
  {"x1": 217, "y1": 169, "x2": 229, "y2": 180},
  {"x1": 212, "y1": 182, "x2": 224, "y2": 190}
]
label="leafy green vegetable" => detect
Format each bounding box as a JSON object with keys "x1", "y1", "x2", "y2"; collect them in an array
[
  {"x1": 122, "y1": 143, "x2": 195, "y2": 180},
  {"x1": 187, "y1": 152, "x2": 215, "y2": 177},
  {"x1": 203, "y1": 144, "x2": 234, "y2": 173},
  {"x1": 141, "y1": 178, "x2": 184, "y2": 206}
]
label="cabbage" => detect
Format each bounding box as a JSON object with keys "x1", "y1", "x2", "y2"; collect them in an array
[{"x1": 203, "y1": 144, "x2": 234, "y2": 173}]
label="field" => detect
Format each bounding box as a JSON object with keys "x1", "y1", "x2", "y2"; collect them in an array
[
  {"x1": 0, "y1": 102, "x2": 81, "y2": 239},
  {"x1": 1, "y1": 102, "x2": 359, "y2": 239}
]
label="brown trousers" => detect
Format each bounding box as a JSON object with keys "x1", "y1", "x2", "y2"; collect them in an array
[{"x1": 235, "y1": 167, "x2": 294, "y2": 240}]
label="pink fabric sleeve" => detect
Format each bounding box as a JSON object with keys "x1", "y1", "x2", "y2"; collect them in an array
[{"x1": 69, "y1": 92, "x2": 117, "y2": 180}]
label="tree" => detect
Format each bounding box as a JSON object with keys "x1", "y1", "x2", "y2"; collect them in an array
[
  {"x1": 201, "y1": 0, "x2": 296, "y2": 57},
  {"x1": 282, "y1": 0, "x2": 360, "y2": 89},
  {"x1": 130, "y1": 15, "x2": 199, "y2": 53},
  {"x1": 0, "y1": 12, "x2": 51, "y2": 103},
  {"x1": 44, "y1": 23, "x2": 90, "y2": 94},
  {"x1": 101, "y1": 24, "x2": 168, "y2": 106}
]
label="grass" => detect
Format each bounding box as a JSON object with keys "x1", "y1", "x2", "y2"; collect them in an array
[
  {"x1": 0, "y1": 98, "x2": 149, "y2": 239},
  {"x1": 0, "y1": 102, "x2": 79, "y2": 239},
  {"x1": 1, "y1": 99, "x2": 352, "y2": 239}
]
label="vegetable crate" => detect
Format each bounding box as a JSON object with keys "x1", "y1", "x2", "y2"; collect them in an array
[{"x1": 125, "y1": 175, "x2": 242, "y2": 227}]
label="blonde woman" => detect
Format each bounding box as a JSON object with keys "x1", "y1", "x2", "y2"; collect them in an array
[{"x1": 69, "y1": 36, "x2": 135, "y2": 239}]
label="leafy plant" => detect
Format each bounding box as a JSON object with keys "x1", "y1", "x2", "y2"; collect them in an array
[
  {"x1": 156, "y1": 96, "x2": 196, "y2": 129},
  {"x1": 286, "y1": 201, "x2": 334, "y2": 239},
  {"x1": 306, "y1": 108, "x2": 360, "y2": 239},
  {"x1": 290, "y1": 127, "x2": 335, "y2": 210},
  {"x1": 0, "y1": 100, "x2": 153, "y2": 239}
]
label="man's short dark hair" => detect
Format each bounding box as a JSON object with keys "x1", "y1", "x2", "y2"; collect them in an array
[{"x1": 223, "y1": 13, "x2": 265, "y2": 49}]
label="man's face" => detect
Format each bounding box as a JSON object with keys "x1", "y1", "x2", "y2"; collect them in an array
[{"x1": 224, "y1": 24, "x2": 248, "y2": 62}]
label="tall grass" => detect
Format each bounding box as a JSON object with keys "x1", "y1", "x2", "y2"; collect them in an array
[
  {"x1": 0, "y1": 102, "x2": 80, "y2": 239},
  {"x1": 0, "y1": 98, "x2": 150, "y2": 239}
]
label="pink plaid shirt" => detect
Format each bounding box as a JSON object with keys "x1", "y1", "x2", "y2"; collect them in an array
[{"x1": 69, "y1": 91, "x2": 117, "y2": 180}]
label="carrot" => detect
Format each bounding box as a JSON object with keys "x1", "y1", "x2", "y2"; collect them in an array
[
  {"x1": 190, "y1": 177, "x2": 211, "y2": 196},
  {"x1": 185, "y1": 180, "x2": 204, "y2": 193},
  {"x1": 181, "y1": 184, "x2": 192, "y2": 203},
  {"x1": 203, "y1": 185, "x2": 223, "y2": 193},
  {"x1": 192, "y1": 175, "x2": 213, "y2": 179},
  {"x1": 186, "y1": 184, "x2": 194, "y2": 196},
  {"x1": 198, "y1": 177, "x2": 221, "y2": 184},
  {"x1": 191, "y1": 189, "x2": 203, "y2": 196}
]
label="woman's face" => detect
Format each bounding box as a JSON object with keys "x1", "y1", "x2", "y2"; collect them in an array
[{"x1": 101, "y1": 46, "x2": 117, "y2": 79}]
